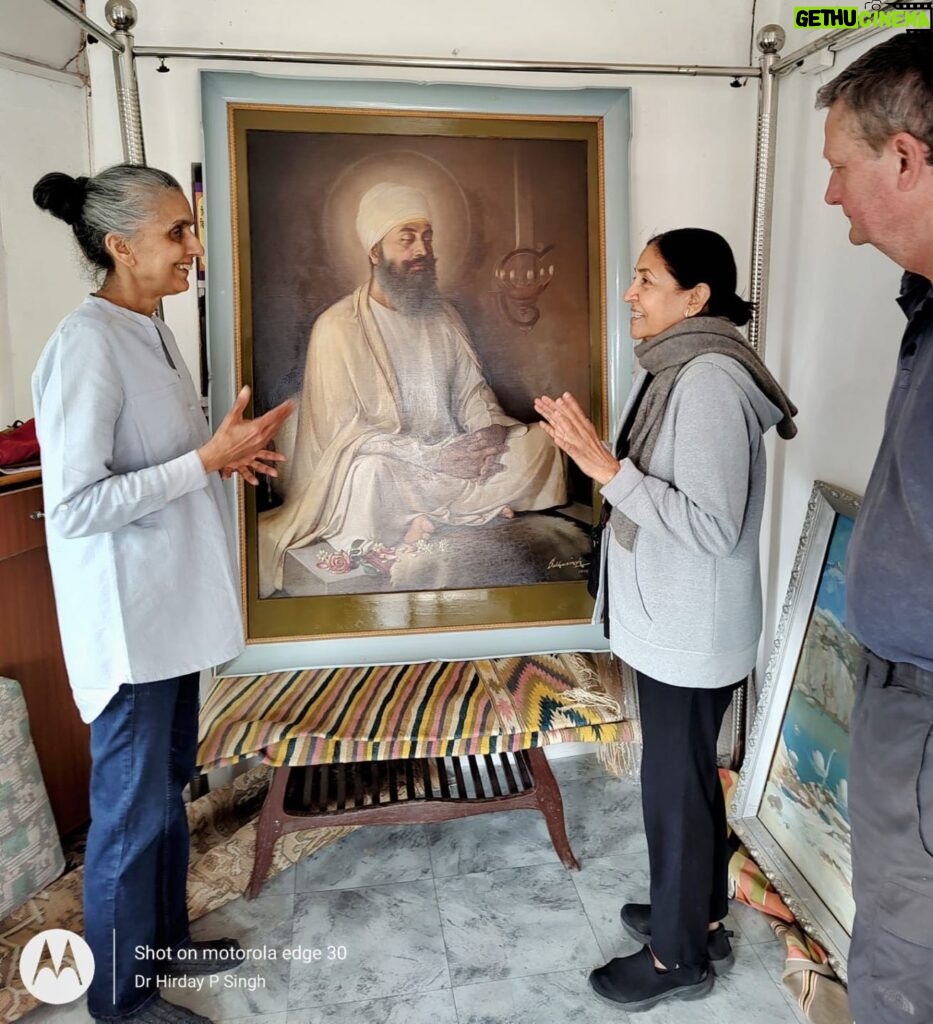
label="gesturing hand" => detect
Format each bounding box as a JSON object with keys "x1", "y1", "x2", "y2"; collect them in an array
[
  {"x1": 198, "y1": 386, "x2": 295, "y2": 484},
  {"x1": 534, "y1": 392, "x2": 620, "y2": 486},
  {"x1": 219, "y1": 448, "x2": 286, "y2": 486}
]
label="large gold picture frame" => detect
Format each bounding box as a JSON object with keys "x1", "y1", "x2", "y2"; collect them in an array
[{"x1": 203, "y1": 75, "x2": 631, "y2": 666}]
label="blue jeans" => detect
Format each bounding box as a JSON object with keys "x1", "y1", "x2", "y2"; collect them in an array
[{"x1": 84, "y1": 674, "x2": 199, "y2": 1020}]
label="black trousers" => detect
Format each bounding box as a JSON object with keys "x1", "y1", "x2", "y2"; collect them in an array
[{"x1": 637, "y1": 671, "x2": 739, "y2": 969}]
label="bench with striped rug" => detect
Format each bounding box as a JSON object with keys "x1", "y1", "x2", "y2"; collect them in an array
[{"x1": 196, "y1": 653, "x2": 638, "y2": 897}]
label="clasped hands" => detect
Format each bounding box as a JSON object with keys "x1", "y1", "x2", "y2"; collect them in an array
[
  {"x1": 430, "y1": 424, "x2": 509, "y2": 482},
  {"x1": 534, "y1": 392, "x2": 620, "y2": 486},
  {"x1": 198, "y1": 386, "x2": 295, "y2": 486}
]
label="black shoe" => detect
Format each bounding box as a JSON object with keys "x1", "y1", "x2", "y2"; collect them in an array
[
  {"x1": 620, "y1": 903, "x2": 735, "y2": 976},
  {"x1": 164, "y1": 938, "x2": 244, "y2": 977},
  {"x1": 589, "y1": 946, "x2": 713, "y2": 1012}
]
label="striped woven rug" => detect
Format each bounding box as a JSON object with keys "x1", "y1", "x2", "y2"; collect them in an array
[{"x1": 197, "y1": 653, "x2": 635, "y2": 772}]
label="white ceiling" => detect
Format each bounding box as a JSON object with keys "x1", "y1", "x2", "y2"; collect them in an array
[{"x1": 1, "y1": 0, "x2": 86, "y2": 70}]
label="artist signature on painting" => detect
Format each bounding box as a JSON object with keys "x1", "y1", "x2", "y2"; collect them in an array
[{"x1": 547, "y1": 557, "x2": 589, "y2": 571}]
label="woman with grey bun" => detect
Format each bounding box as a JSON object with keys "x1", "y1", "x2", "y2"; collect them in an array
[
  {"x1": 32, "y1": 164, "x2": 293, "y2": 1024},
  {"x1": 536, "y1": 228, "x2": 797, "y2": 1013}
]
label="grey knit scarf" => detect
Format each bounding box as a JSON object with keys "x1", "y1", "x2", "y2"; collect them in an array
[{"x1": 610, "y1": 315, "x2": 797, "y2": 550}]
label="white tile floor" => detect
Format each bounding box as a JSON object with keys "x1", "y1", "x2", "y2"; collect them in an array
[{"x1": 26, "y1": 752, "x2": 810, "y2": 1024}]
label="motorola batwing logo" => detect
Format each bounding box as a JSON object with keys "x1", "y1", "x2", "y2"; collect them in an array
[{"x1": 19, "y1": 929, "x2": 95, "y2": 1004}]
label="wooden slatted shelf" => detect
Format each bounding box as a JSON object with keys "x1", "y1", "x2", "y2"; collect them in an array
[{"x1": 248, "y1": 747, "x2": 579, "y2": 898}]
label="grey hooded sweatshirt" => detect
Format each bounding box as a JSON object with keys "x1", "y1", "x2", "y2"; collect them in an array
[{"x1": 594, "y1": 352, "x2": 783, "y2": 689}]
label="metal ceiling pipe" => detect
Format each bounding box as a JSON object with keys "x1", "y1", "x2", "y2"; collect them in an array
[
  {"x1": 747, "y1": 24, "x2": 785, "y2": 357},
  {"x1": 105, "y1": 0, "x2": 146, "y2": 165},
  {"x1": 132, "y1": 46, "x2": 760, "y2": 78},
  {"x1": 732, "y1": 23, "x2": 787, "y2": 766},
  {"x1": 40, "y1": 0, "x2": 123, "y2": 52}
]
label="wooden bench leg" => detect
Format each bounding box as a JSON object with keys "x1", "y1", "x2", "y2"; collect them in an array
[
  {"x1": 247, "y1": 765, "x2": 291, "y2": 900},
  {"x1": 527, "y1": 748, "x2": 581, "y2": 871}
]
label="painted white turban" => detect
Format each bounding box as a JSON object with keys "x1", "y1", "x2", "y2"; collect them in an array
[{"x1": 355, "y1": 182, "x2": 432, "y2": 253}]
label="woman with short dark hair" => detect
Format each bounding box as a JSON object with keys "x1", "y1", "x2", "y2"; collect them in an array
[
  {"x1": 536, "y1": 227, "x2": 797, "y2": 1012},
  {"x1": 32, "y1": 164, "x2": 292, "y2": 1024}
]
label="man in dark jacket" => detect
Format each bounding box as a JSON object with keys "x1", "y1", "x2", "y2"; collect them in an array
[{"x1": 817, "y1": 32, "x2": 933, "y2": 1024}]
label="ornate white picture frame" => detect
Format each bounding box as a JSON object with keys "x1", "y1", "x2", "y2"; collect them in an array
[{"x1": 732, "y1": 480, "x2": 862, "y2": 980}]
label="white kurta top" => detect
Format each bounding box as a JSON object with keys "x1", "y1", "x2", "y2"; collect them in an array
[{"x1": 32, "y1": 296, "x2": 244, "y2": 723}]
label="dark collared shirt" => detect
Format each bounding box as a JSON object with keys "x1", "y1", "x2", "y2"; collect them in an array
[{"x1": 846, "y1": 272, "x2": 933, "y2": 670}]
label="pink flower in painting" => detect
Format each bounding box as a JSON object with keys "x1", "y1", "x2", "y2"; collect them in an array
[
  {"x1": 318, "y1": 550, "x2": 354, "y2": 574},
  {"x1": 328, "y1": 552, "x2": 354, "y2": 573},
  {"x1": 316, "y1": 541, "x2": 396, "y2": 576}
]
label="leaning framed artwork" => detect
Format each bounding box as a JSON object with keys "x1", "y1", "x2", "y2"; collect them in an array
[
  {"x1": 201, "y1": 74, "x2": 632, "y2": 670},
  {"x1": 731, "y1": 480, "x2": 862, "y2": 980}
]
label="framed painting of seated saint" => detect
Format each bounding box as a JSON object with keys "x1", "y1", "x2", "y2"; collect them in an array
[{"x1": 202, "y1": 73, "x2": 632, "y2": 663}]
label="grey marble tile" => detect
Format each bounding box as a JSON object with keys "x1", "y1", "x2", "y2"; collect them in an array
[
  {"x1": 20, "y1": 997, "x2": 91, "y2": 1024},
  {"x1": 434, "y1": 862, "x2": 602, "y2": 987},
  {"x1": 560, "y1": 774, "x2": 648, "y2": 863},
  {"x1": 426, "y1": 808, "x2": 560, "y2": 878},
  {"x1": 453, "y1": 969, "x2": 630, "y2": 1024},
  {"x1": 221, "y1": 1014, "x2": 288, "y2": 1024},
  {"x1": 571, "y1": 854, "x2": 652, "y2": 960},
  {"x1": 545, "y1": 749, "x2": 610, "y2": 786},
  {"x1": 294, "y1": 825, "x2": 432, "y2": 892},
  {"x1": 164, "y1": 892, "x2": 294, "y2": 1019},
  {"x1": 20, "y1": 995, "x2": 290, "y2": 1019},
  {"x1": 286, "y1": 988, "x2": 458, "y2": 1024},
  {"x1": 286, "y1": 880, "x2": 448, "y2": 1010},
  {"x1": 260, "y1": 863, "x2": 298, "y2": 897}
]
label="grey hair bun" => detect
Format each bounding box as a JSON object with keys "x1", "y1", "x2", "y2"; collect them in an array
[{"x1": 33, "y1": 163, "x2": 181, "y2": 274}]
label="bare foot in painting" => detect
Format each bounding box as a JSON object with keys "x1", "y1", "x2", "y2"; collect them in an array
[
  {"x1": 499, "y1": 506, "x2": 515, "y2": 519},
  {"x1": 403, "y1": 514, "x2": 436, "y2": 545}
]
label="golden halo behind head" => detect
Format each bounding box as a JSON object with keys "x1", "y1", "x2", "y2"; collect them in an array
[{"x1": 322, "y1": 149, "x2": 471, "y2": 294}]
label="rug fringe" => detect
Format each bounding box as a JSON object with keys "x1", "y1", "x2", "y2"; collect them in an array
[
  {"x1": 560, "y1": 686, "x2": 622, "y2": 717},
  {"x1": 562, "y1": 651, "x2": 602, "y2": 690},
  {"x1": 596, "y1": 739, "x2": 641, "y2": 779},
  {"x1": 559, "y1": 652, "x2": 639, "y2": 779}
]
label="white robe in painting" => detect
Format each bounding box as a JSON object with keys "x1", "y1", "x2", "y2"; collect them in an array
[{"x1": 258, "y1": 281, "x2": 566, "y2": 595}]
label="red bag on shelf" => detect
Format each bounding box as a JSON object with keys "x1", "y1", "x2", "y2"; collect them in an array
[{"x1": 0, "y1": 418, "x2": 40, "y2": 467}]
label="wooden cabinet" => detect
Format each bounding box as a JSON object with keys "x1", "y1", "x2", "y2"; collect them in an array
[{"x1": 0, "y1": 475, "x2": 90, "y2": 834}]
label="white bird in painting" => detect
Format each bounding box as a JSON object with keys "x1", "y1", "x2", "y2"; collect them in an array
[
  {"x1": 810, "y1": 748, "x2": 836, "y2": 785},
  {"x1": 837, "y1": 778, "x2": 848, "y2": 808}
]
